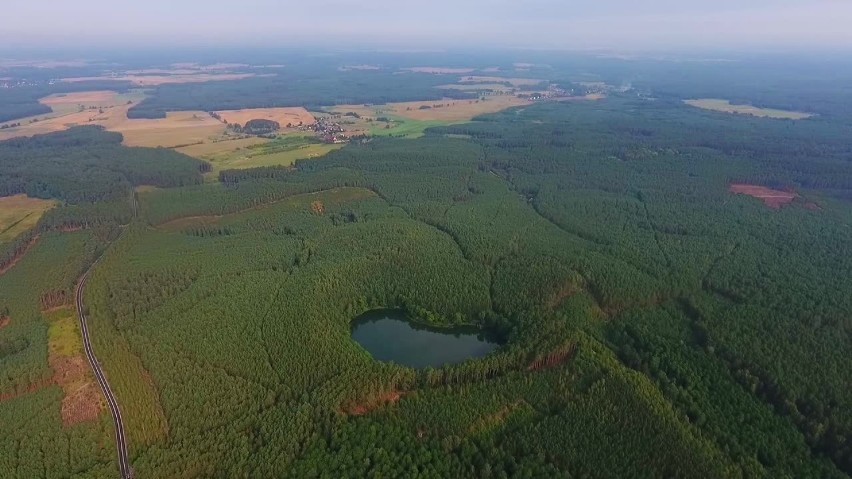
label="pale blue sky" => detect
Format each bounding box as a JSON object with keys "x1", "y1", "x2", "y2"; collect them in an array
[{"x1": 2, "y1": 0, "x2": 851, "y2": 50}]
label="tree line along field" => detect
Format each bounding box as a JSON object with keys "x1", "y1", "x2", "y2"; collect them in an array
[{"x1": 0, "y1": 90, "x2": 851, "y2": 478}]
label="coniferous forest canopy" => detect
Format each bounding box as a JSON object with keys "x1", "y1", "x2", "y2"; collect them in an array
[{"x1": 0, "y1": 49, "x2": 851, "y2": 478}]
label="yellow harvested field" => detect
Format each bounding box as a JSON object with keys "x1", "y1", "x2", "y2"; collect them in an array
[
  {"x1": 215, "y1": 107, "x2": 316, "y2": 127},
  {"x1": 0, "y1": 194, "x2": 56, "y2": 244},
  {"x1": 176, "y1": 136, "x2": 269, "y2": 158},
  {"x1": 41, "y1": 90, "x2": 122, "y2": 106},
  {"x1": 333, "y1": 96, "x2": 531, "y2": 122},
  {"x1": 404, "y1": 67, "x2": 475, "y2": 74},
  {"x1": 0, "y1": 94, "x2": 327, "y2": 149},
  {"x1": 60, "y1": 73, "x2": 266, "y2": 86},
  {"x1": 460, "y1": 76, "x2": 543, "y2": 87},
  {"x1": 112, "y1": 111, "x2": 225, "y2": 147},
  {"x1": 171, "y1": 62, "x2": 248, "y2": 70},
  {"x1": 0, "y1": 105, "x2": 225, "y2": 147},
  {"x1": 684, "y1": 99, "x2": 812, "y2": 119},
  {"x1": 437, "y1": 83, "x2": 516, "y2": 92},
  {"x1": 0, "y1": 91, "x2": 146, "y2": 141},
  {"x1": 0, "y1": 106, "x2": 121, "y2": 141}
]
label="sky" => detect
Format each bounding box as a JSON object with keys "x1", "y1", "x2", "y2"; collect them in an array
[{"x1": 2, "y1": 0, "x2": 852, "y2": 52}]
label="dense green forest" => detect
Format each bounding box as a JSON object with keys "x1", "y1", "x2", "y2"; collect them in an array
[
  {"x1": 0, "y1": 127, "x2": 207, "y2": 202},
  {"x1": 1, "y1": 61, "x2": 851, "y2": 478},
  {"x1": 0, "y1": 126, "x2": 208, "y2": 295}
]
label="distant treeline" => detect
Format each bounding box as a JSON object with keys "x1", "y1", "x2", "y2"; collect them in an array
[
  {"x1": 127, "y1": 70, "x2": 475, "y2": 119},
  {"x1": 0, "y1": 81, "x2": 135, "y2": 123}
]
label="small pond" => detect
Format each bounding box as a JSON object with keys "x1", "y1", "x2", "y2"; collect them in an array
[{"x1": 351, "y1": 309, "x2": 499, "y2": 369}]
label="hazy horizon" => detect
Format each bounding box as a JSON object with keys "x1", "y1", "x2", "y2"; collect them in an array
[{"x1": 2, "y1": 0, "x2": 852, "y2": 53}]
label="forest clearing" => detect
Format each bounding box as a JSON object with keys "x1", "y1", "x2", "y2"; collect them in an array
[
  {"x1": 684, "y1": 99, "x2": 813, "y2": 119},
  {"x1": 0, "y1": 195, "x2": 56, "y2": 244},
  {"x1": 729, "y1": 183, "x2": 798, "y2": 208}
]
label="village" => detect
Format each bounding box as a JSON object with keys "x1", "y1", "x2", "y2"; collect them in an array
[{"x1": 306, "y1": 116, "x2": 347, "y2": 143}]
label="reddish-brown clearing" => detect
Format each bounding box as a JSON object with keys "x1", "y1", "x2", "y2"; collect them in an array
[
  {"x1": 0, "y1": 235, "x2": 39, "y2": 276},
  {"x1": 344, "y1": 390, "x2": 403, "y2": 416},
  {"x1": 729, "y1": 183, "x2": 797, "y2": 209},
  {"x1": 0, "y1": 378, "x2": 55, "y2": 403},
  {"x1": 50, "y1": 348, "x2": 105, "y2": 426}
]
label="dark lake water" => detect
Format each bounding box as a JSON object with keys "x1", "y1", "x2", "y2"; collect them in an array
[{"x1": 351, "y1": 309, "x2": 499, "y2": 369}]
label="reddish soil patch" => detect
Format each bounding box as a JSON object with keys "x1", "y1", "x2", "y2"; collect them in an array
[
  {"x1": 345, "y1": 390, "x2": 403, "y2": 416},
  {"x1": 61, "y1": 382, "x2": 104, "y2": 427},
  {"x1": 469, "y1": 400, "x2": 526, "y2": 434},
  {"x1": 51, "y1": 355, "x2": 87, "y2": 383},
  {"x1": 0, "y1": 315, "x2": 9, "y2": 328},
  {"x1": 0, "y1": 378, "x2": 55, "y2": 402},
  {"x1": 527, "y1": 342, "x2": 577, "y2": 371},
  {"x1": 49, "y1": 354, "x2": 104, "y2": 426},
  {"x1": 0, "y1": 235, "x2": 39, "y2": 276},
  {"x1": 40, "y1": 290, "x2": 68, "y2": 310},
  {"x1": 729, "y1": 183, "x2": 797, "y2": 209},
  {"x1": 545, "y1": 282, "x2": 580, "y2": 310}
]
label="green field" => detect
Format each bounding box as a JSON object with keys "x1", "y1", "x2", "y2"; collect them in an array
[
  {"x1": 186, "y1": 133, "x2": 344, "y2": 179},
  {"x1": 45, "y1": 307, "x2": 82, "y2": 357},
  {"x1": 368, "y1": 117, "x2": 448, "y2": 138}
]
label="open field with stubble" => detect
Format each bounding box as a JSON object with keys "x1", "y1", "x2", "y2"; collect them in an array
[
  {"x1": 0, "y1": 90, "x2": 147, "y2": 141},
  {"x1": 214, "y1": 107, "x2": 316, "y2": 127},
  {"x1": 325, "y1": 95, "x2": 532, "y2": 138},
  {"x1": 0, "y1": 194, "x2": 56, "y2": 244},
  {"x1": 178, "y1": 133, "x2": 343, "y2": 179},
  {"x1": 684, "y1": 99, "x2": 813, "y2": 119},
  {"x1": 111, "y1": 110, "x2": 225, "y2": 147}
]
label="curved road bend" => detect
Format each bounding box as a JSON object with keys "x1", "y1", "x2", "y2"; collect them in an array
[{"x1": 75, "y1": 269, "x2": 132, "y2": 478}]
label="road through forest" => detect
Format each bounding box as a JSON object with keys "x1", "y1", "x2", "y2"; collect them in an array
[{"x1": 75, "y1": 268, "x2": 131, "y2": 478}]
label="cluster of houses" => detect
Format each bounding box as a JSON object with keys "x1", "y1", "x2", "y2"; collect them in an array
[
  {"x1": 0, "y1": 78, "x2": 51, "y2": 89},
  {"x1": 309, "y1": 117, "x2": 347, "y2": 143}
]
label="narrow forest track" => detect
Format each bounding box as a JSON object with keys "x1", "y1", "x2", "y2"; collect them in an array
[{"x1": 75, "y1": 267, "x2": 132, "y2": 478}]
